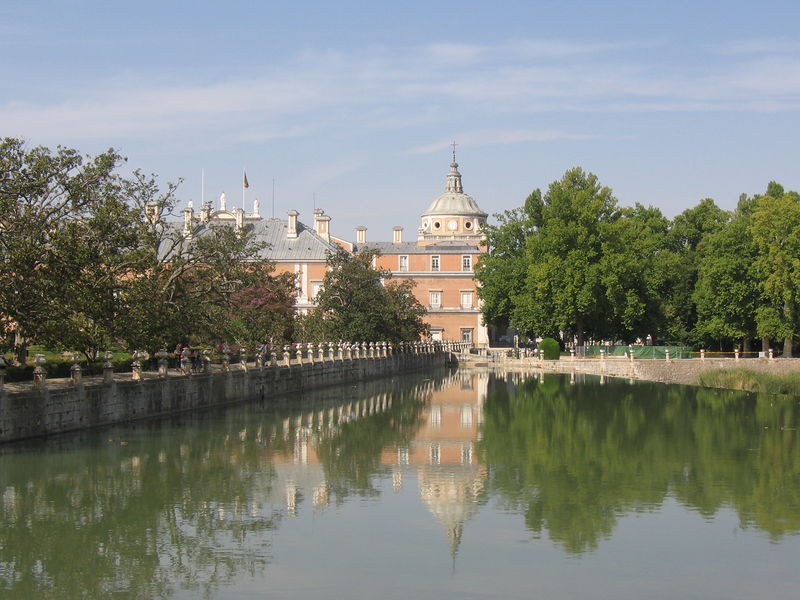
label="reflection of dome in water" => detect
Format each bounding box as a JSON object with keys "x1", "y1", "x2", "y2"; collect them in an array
[{"x1": 418, "y1": 464, "x2": 487, "y2": 558}]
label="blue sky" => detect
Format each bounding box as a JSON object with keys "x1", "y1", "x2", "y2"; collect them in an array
[{"x1": 2, "y1": 0, "x2": 799, "y2": 240}]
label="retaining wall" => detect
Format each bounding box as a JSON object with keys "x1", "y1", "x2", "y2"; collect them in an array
[
  {"x1": 0, "y1": 352, "x2": 446, "y2": 444},
  {"x1": 461, "y1": 354, "x2": 800, "y2": 385}
]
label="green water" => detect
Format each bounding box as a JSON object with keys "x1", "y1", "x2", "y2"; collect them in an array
[{"x1": 1, "y1": 370, "x2": 799, "y2": 599}]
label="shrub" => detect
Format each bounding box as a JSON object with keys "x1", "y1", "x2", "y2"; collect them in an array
[{"x1": 539, "y1": 338, "x2": 561, "y2": 360}]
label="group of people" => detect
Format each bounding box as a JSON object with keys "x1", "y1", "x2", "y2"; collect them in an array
[{"x1": 173, "y1": 344, "x2": 202, "y2": 373}]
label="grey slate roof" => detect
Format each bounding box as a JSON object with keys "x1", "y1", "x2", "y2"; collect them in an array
[
  {"x1": 357, "y1": 240, "x2": 482, "y2": 255},
  {"x1": 165, "y1": 217, "x2": 339, "y2": 262}
]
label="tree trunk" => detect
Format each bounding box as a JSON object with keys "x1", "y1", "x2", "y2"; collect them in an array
[
  {"x1": 762, "y1": 337, "x2": 770, "y2": 353},
  {"x1": 14, "y1": 329, "x2": 28, "y2": 366},
  {"x1": 743, "y1": 337, "x2": 751, "y2": 354},
  {"x1": 784, "y1": 335, "x2": 793, "y2": 357},
  {"x1": 575, "y1": 315, "x2": 584, "y2": 347}
]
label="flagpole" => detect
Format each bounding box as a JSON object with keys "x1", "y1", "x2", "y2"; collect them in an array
[
  {"x1": 201, "y1": 168, "x2": 205, "y2": 206},
  {"x1": 242, "y1": 167, "x2": 246, "y2": 211},
  {"x1": 272, "y1": 178, "x2": 275, "y2": 218}
]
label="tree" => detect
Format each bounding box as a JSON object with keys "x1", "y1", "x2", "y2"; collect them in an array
[
  {"x1": 693, "y1": 197, "x2": 758, "y2": 351},
  {"x1": 475, "y1": 191, "x2": 539, "y2": 335},
  {"x1": 600, "y1": 203, "x2": 671, "y2": 342},
  {"x1": 302, "y1": 248, "x2": 427, "y2": 342},
  {"x1": 227, "y1": 273, "x2": 297, "y2": 348},
  {"x1": 512, "y1": 167, "x2": 619, "y2": 345},
  {"x1": 0, "y1": 138, "x2": 125, "y2": 361},
  {"x1": 749, "y1": 182, "x2": 800, "y2": 356},
  {"x1": 659, "y1": 198, "x2": 729, "y2": 343},
  {"x1": 0, "y1": 138, "x2": 287, "y2": 359}
]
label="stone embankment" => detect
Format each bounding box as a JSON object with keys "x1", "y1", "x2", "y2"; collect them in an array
[
  {"x1": 0, "y1": 343, "x2": 454, "y2": 444},
  {"x1": 459, "y1": 351, "x2": 800, "y2": 386}
]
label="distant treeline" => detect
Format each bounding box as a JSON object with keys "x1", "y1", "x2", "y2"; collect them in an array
[{"x1": 476, "y1": 167, "x2": 799, "y2": 355}]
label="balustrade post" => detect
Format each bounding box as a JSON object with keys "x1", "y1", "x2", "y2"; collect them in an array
[
  {"x1": 600, "y1": 349, "x2": 606, "y2": 362},
  {"x1": 297, "y1": 344, "x2": 304, "y2": 366},
  {"x1": 103, "y1": 350, "x2": 114, "y2": 383},
  {"x1": 769, "y1": 348, "x2": 774, "y2": 360},
  {"x1": 284, "y1": 345, "x2": 292, "y2": 367},
  {"x1": 308, "y1": 343, "x2": 315, "y2": 365},
  {"x1": 131, "y1": 351, "x2": 145, "y2": 382},
  {"x1": 270, "y1": 351, "x2": 277, "y2": 368},
  {"x1": 32, "y1": 354, "x2": 48, "y2": 388},
  {"x1": 629, "y1": 345, "x2": 635, "y2": 362},
  {"x1": 157, "y1": 349, "x2": 169, "y2": 378},
  {"x1": 570, "y1": 347, "x2": 575, "y2": 361},
  {"x1": 665, "y1": 349, "x2": 671, "y2": 362},
  {"x1": 700, "y1": 349, "x2": 705, "y2": 361},
  {"x1": 70, "y1": 352, "x2": 82, "y2": 385},
  {"x1": 203, "y1": 349, "x2": 212, "y2": 373},
  {"x1": 0, "y1": 354, "x2": 7, "y2": 393},
  {"x1": 734, "y1": 348, "x2": 740, "y2": 361},
  {"x1": 221, "y1": 345, "x2": 231, "y2": 373},
  {"x1": 328, "y1": 342, "x2": 335, "y2": 361}
]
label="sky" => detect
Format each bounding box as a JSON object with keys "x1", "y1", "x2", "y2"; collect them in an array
[{"x1": 2, "y1": 0, "x2": 799, "y2": 240}]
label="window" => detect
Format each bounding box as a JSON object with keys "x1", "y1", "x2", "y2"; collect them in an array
[
  {"x1": 461, "y1": 328, "x2": 473, "y2": 343},
  {"x1": 311, "y1": 281, "x2": 323, "y2": 300},
  {"x1": 430, "y1": 443, "x2": 441, "y2": 465},
  {"x1": 430, "y1": 406, "x2": 441, "y2": 427},
  {"x1": 397, "y1": 447, "x2": 409, "y2": 465},
  {"x1": 460, "y1": 291, "x2": 473, "y2": 309},
  {"x1": 431, "y1": 255, "x2": 440, "y2": 272},
  {"x1": 399, "y1": 255, "x2": 408, "y2": 272},
  {"x1": 429, "y1": 290, "x2": 442, "y2": 309},
  {"x1": 462, "y1": 255, "x2": 472, "y2": 271}
]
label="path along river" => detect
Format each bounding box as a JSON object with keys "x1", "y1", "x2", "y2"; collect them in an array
[{"x1": 1, "y1": 368, "x2": 799, "y2": 599}]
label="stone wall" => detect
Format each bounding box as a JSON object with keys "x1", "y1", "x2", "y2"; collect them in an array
[
  {"x1": 461, "y1": 353, "x2": 800, "y2": 386},
  {"x1": 0, "y1": 351, "x2": 446, "y2": 444}
]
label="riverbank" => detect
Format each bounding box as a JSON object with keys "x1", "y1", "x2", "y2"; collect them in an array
[
  {"x1": 0, "y1": 349, "x2": 447, "y2": 444},
  {"x1": 459, "y1": 351, "x2": 800, "y2": 389}
]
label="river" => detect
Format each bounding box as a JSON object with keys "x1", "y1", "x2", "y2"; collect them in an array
[{"x1": 1, "y1": 369, "x2": 799, "y2": 599}]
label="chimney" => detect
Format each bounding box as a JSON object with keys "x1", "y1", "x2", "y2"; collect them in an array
[
  {"x1": 182, "y1": 204, "x2": 194, "y2": 236},
  {"x1": 392, "y1": 226, "x2": 403, "y2": 244},
  {"x1": 200, "y1": 201, "x2": 212, "y2": 223},
  {"x1": 234, "y1": 207, "x2": 245, "y2": 235},
  {"x1": 356, "y1": 226, "x2": 367, "y2": 245},
  {"x1": 287, "y1": 210, "x2": 299, "y2": 239},
  {"x1": 314, "y1": 208, "x2": 331, "y2": 242},
  {"x1": 145, "y1": 202, "x2": 161, "y2": 224}
]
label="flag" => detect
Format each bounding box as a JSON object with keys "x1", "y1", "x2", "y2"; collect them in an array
[{"x1": 243, "y1": 170, "x2": 249, "y2": 188}]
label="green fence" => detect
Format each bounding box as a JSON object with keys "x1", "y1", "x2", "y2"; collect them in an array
[{"x1": 582, "y1": 345, "x2": 692, "y2": 359}]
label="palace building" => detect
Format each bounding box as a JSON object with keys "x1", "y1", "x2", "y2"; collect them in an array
[
  {"x1": 180, "y1": 151, "x2": 488, "y2": 343},
  {"x1": 357, "y1": 152, "x2": 488, "y2": 344}
]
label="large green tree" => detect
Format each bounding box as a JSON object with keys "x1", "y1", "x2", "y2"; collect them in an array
[
  {"x1": 0, "y1": 138, "x2": 125, "y2": 361},
  {"x1": 693, "y1": 196, "x2": 758, "y2": 351},
  {"x1": 512, "y1": 167, "x2": 620, "y2": 345},
  {"x1": 301, "y1": 248, "x2": 427, "y2": 343},
  {"x1": 0, "y1": 139, "x2": 290, "y2": 359},
  {"x1": 749, "y1": 182, "x2": 800, "y2": 356},
  {"x1": 659, "y1": 198, "x2": 729, "y2": 343},
  {"x1": 475, "y1": 191, "x2": 538, "y2": 336}
]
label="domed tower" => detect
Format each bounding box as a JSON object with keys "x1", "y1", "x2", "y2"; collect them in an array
[{"x1": 418, "y1": 146, "x2": 487, "y2": 243}]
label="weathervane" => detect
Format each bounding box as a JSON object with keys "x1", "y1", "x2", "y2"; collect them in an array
[{"x1": 451, "y1": 140, "x2": 458, "y2": 163}]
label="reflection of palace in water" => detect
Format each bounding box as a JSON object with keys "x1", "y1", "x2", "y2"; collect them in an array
[{"x1": 262, "y1": 372, "x2": 489, "y2": 556}]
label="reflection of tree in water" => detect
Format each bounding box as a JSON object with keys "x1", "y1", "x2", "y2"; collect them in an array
[
  {"x1": 0, "y1": 374, "x2": 433, "y2": 599},
  {"x1": 479, "y1": 373, "x2": 800, "y2": 555},
  {"x1": 0, "y1": 420, "x2": 280, "y2": 600},
  {"x1": 311, "y1": 388, "x2": 427, "y2": 500}
]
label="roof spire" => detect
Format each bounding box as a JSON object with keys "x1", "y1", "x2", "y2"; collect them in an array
[{"x1": 445, "y1": 142, "x2": 463, "y2": 194}]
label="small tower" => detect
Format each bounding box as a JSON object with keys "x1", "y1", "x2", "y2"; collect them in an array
[{"x1": 418, "y1": 144, "x2": 487, "y2": 243}]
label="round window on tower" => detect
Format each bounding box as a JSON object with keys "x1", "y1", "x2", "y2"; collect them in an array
[
  {"x1": 433, "y1": 221, "x2": 441, "y2": 230},
  {"x1": 422, "y1": 219, "x2": 429, "y2": 229},
  {"x1": 447, "y1": 219, "x2": 458, "y2": 231},
  {"x1": 465, "y1": 221, "x2": 473, "y2": 230}
]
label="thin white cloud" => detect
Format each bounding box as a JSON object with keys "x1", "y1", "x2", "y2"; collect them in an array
[
  {"x1": 3, "y1": 37, "x2": 799, "y2": 147},
  {"x1": 714, "y1": 38, "x2": 800, "y2": 55},
  {"x1": 409, "y1": 129, "x2": 594, "y2": 154}
]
